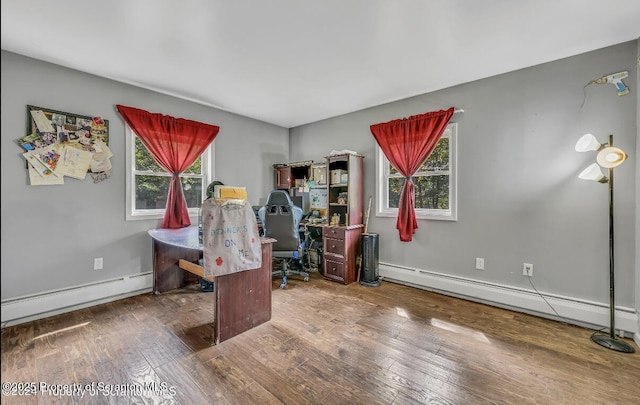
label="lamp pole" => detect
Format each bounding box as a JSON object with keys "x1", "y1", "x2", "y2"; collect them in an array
[{"x1": 590, "y1": 135, "x2": 634, "y2": 353}]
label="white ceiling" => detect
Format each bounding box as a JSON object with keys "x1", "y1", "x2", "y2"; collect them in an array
[{"x1": 2, "y1": 1, "x2": 640, "y2": 128}]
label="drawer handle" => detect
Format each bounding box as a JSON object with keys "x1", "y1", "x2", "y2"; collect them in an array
[
  {"x1": 332, "y1": 268, "x2": 336, "y2": 272},
  {"x1": 331, "y1": 245, "x2": 336, "y2": 249}
]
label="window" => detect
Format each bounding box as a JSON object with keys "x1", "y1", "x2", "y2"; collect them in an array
[
  {"x1": 375, "y1": 122, "x2": 457, "y2": 221},
  {"x1": 125, "y1": 126, "x2": 214, "y2": 220}
]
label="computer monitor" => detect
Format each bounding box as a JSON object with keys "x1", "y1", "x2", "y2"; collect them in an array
[
  {"x1": 291, "y1": 190, "x2": 310, "y2": 213},
  {"x1": 290, "y1": 195, "x2": 303, "y2": 210}
]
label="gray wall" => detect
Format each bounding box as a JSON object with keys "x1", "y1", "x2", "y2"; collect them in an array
[
  {"x1": 2, "y1": 41, "x2": 637, "y2": 324},
  {"x1": 1, "y1": 51, "x2": 289, "y2": 299},
  {"x1": 290, "y1": 41, "x2": 638, "y2": 308},
  {"x1": 636, "y1": 38, "x2": 640, "y2": 333}
]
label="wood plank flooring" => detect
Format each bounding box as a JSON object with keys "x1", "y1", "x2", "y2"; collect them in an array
[{"x1": 2, "y1": 271, "x2": 640, "y2": 405}]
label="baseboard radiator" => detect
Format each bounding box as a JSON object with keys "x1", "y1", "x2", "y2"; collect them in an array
[
  {"x1": 1, "y1": 272, "x2": 153, "y2": 328},
  {"x1": 3, "y1": 265, "x2": 639, "y2": 342},
  {"x1": 380, "y1": 263, "x2": 639, "y2": 336}
]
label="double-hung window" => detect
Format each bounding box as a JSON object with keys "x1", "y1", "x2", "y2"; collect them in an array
[
  {"x1": 376, "y1": 122, "x2": 457, "y2": 221},
  {"x1": 125, "y1": 126, "x2": 213, "y2": 220}
]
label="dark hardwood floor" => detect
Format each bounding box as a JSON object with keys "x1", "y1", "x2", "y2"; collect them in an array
[{"x1": 2, "y1": 270, "x2": 639, "y2": 405}]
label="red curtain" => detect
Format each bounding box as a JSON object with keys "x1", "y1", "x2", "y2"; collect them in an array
[
  {"x1": 370, "y1": 108, "x2": 454, "y2": 241},
  {"x1": 116, "y1": 105, "x2": 220, "y2": 229}
]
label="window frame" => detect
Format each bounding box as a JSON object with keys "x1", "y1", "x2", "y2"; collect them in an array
[
  {"x1": 375, "y1": 122, "x2": 457, "y2": 221},
  {"x1": 125, "y1": 125, "x2": 214, "y2": 221}
]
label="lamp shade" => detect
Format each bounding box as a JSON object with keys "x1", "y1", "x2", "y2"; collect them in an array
[
  {"x1": 575, "y1": 133, "x2": 602, "y2": 152},
  {"x1": 596, "y1": 146, "x2": 627, "y2": 168},
  {"x1": 578, "y1": 163, "x2": 607, "y2": 182}
]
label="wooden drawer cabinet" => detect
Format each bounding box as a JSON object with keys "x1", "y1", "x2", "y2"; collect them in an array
[{"x1": 322, "y1": 225, "x2": 363, "y2": 284}]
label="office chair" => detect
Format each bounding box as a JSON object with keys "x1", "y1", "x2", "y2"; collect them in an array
[{"x1": 259, "y1": 190, "x2": 309, "y2": 289}]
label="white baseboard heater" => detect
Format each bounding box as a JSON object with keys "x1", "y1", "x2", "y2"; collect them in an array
[
  {"x1": 1, "y1": 272, "x2": 153, "y2": 327},
  {"x1": 380, "y1": 263, "x2": 639, "y2": 336}
]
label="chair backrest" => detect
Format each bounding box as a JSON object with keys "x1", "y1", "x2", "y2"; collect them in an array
[{"x1": 262, "y1": 190, "x2": 300, "y2": 252}]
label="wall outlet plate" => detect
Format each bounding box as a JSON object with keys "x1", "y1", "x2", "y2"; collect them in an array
[
  {"x1": 523, "y1": 263, "x2": 533, "y2": 277},
  {"x1": 475, "y1": 257, "x2": 485, "y2": 270}
]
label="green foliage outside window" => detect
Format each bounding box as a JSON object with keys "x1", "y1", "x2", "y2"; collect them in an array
[
  {"x1": 388, "y1": 138, "x2": 450, "y2": 210},
  {"x1": 134, "y1": 137, "x2": 204, "y2": 210}
]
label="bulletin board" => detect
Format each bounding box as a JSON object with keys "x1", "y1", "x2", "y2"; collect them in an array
[{"x1": 18, "y1": 105, "x2": 113, "y2": 185}]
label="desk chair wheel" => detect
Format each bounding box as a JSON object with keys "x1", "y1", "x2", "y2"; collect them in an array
[
  {"x1": 280, "y1": 275, "x2": 288, "y2": 289},
  {"x1": 303, "y1": 276, "x2": 309, "y2": 282}
]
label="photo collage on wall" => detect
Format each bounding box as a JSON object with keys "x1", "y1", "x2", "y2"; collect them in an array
[{"x1": 17, "y1": 106, "x2": 113, "y2": 185}]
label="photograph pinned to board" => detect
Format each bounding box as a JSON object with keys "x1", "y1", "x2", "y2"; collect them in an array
[
  {"x1": 27, "y1": 162, "x2": 64, "y2": 186},
  {"x1": 16, "y1": 133, "x2": 49, "y2": 151},
  {"x1": 19, "y1": 105, "x2": 112, "y2": 185},
  {"x1": 31, "y1": 143, "x2": 61, "y2": 173},
  {"x1": 89, "y1": 139, "x2": 113, "y2": 183},
  {"x1": 23, "y1": 151, "x2": 61, "y2": 181}
]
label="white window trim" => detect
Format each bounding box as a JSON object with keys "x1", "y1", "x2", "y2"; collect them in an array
[
  {"x1": 125, "y1": 125, "x2": 214, "y2": 221},
  {"x1": 375, "y1": 122, "x2": 457, "y2": 221}
]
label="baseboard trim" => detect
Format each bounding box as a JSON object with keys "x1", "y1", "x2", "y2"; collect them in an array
[
  {"x1": 380, "y1": 263, "x2": 638, "y2": 335},
  {"x1": 3, "y1": 265, "x2": 637, "y2": 339},
  {"x1": 1, "y1": 272, "x2": 153, "y2": 327}
]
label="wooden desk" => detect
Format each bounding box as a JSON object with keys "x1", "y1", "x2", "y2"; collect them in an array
[{"x1": 148, "y1": 226, "x2": 275, "y2": 344}]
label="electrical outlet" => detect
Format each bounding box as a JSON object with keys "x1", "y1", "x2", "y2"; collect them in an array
[
  {"x1": 94, "y1": 257, "x2": 103, "y2": 270},
  {"x1": 475, "y1": 258, "x2": 485, "y2": 270},
  {"x1": 523, "y1": 263, "x2": 533, "y2": 277}
]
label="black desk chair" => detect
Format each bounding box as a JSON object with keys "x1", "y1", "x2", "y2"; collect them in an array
[{"x1": 259, "y1": 190, "x2": 309, "y2": 289}]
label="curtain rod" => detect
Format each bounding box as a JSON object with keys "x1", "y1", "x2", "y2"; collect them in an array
[{"x1": 454, "y1": 108, "x2": 464, "y2": 113}]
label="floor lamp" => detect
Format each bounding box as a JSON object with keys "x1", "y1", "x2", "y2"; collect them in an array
[{"x1": 575, "y1": 133, "x2": 635, "y2": 353}]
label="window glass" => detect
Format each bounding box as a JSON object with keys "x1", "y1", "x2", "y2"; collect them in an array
[
  {"x1": 126, "y1": 127, "x2": 212, "y2": 220},
  {"x1": 376, "y1": 123, "x2": 457, "y2": 221}
]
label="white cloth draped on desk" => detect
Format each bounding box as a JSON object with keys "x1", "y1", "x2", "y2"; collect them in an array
[{"x1": 202, "y1": 198, "x2": 262, "y2": 277}]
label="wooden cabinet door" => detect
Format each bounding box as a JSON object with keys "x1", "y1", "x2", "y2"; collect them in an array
[{"x1": 275, "y1": 166, "x2": 291, "y2": 189}]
